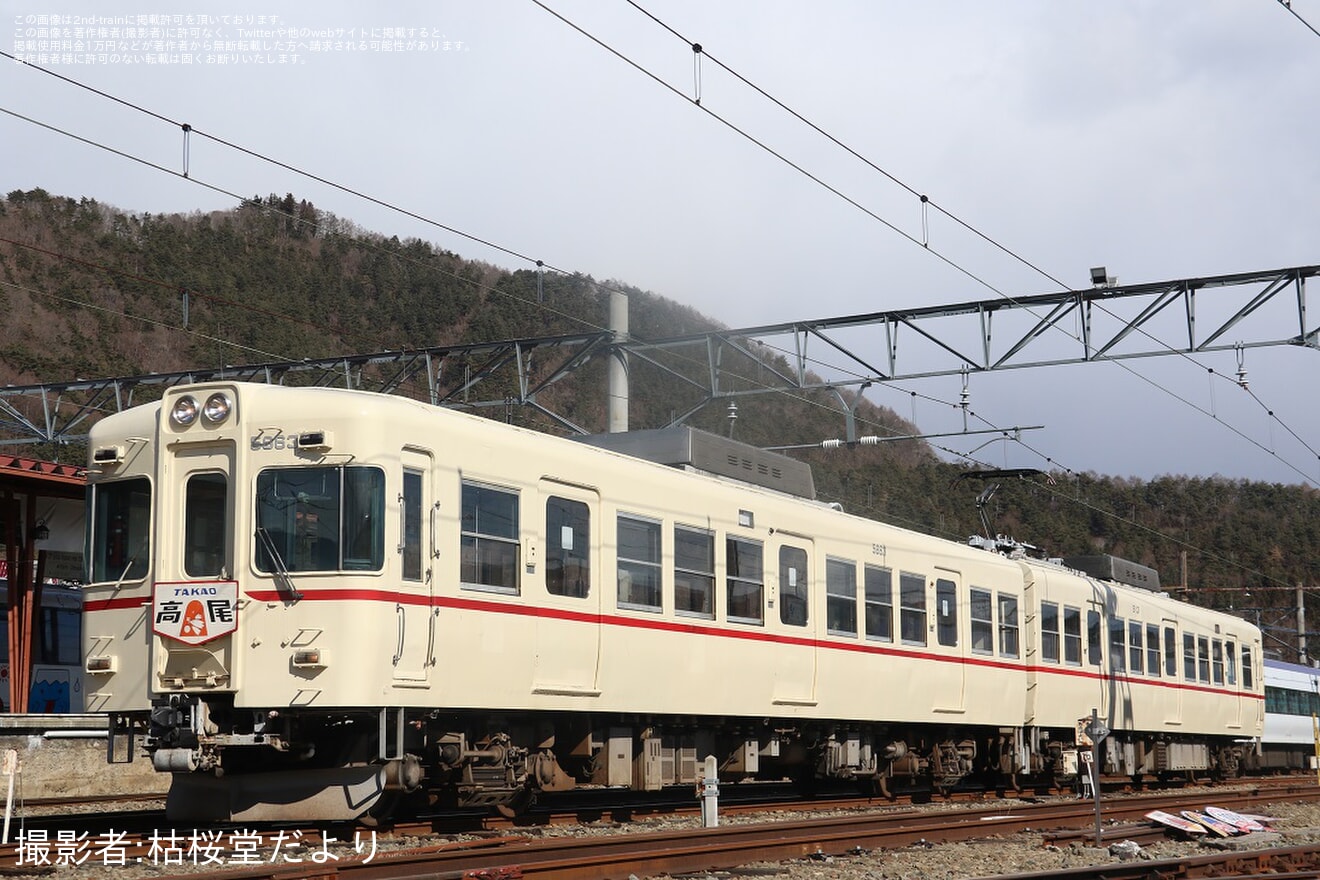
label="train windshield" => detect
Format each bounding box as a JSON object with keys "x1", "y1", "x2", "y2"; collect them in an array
[
  {"x1": 255, "y1": 466, "x2": 385, "y2": 572},
  {"x1": 88, "y1": 477, "x2": 152, "y2": 582}
]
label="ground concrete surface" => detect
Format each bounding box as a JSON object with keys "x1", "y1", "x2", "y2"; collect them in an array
[{"x1": 0, "y1": 715, "x2": 161, "y2": 800}]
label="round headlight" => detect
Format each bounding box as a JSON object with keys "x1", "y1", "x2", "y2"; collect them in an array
[
  {"x1": 171, "y1": 396, "x2": 199, "y2": 427},
  {"x1": 202, "y1": 393, "x2": 232, "y2": 424}
]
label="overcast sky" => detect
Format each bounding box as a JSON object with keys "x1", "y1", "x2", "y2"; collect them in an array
[{"x1": 4, "y1": 1, "x2": 1320, "y2": 486}]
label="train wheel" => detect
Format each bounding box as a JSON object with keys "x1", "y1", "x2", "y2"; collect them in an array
[{"x1": 495, "y1": 787, "x2": 535, "y2": 819}]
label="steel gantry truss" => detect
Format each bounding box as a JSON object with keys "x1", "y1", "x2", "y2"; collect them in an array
[{"x1": 0, "y1": 263, "x2": 1316, "y2": 445}]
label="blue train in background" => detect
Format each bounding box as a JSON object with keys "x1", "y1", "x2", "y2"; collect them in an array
[{"x1": 0, "y1": 582, "x2": 83, "y2": 714}]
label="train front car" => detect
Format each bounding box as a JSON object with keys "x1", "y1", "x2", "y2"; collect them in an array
[{"x1": 86, "y1": 383, "x2": 434, "y2": 822}]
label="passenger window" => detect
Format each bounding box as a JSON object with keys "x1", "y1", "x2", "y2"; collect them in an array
[
  {"x1": 1212, "y1": 639, "x2": 1224, "y2": 685},
  {"x1": 726, "y1": 537, "x2": 764, "y2": 624},
  {"x1": 1128, "y1": 620, "x2": 1143, "y2": 674},
  {"x1": 1063, "y1": 606, "x2": 1082, "y2": 666},
  {"x1": 1086, "y1": 609, "x2": 1102, "y2": 666},
  {"x1": 1040, "y1": 601, "x2": 1060, "y2": 663},
  {"x1": 998, "y1": 593, "x2": 1019, "y2": 658},
  {"x1": 971, "y1": 588, "x2": 994, "y2": 654},
  {"x1": 826, "y1": 558, "x2": 858, "y2": 636},
  {"x1": 936, "y1": 579, "x2": 958, "y2": 647},
  {"x1": 1164, "y1": 626, "x2": 1178, "y2": 677},
  {"x1": 900, "y1": 572, "x2": 926, "y2": 646},
  {"x1": 779, "y1": 546, "x2": 809, "y2": 627},
  {"x1": 1243, "y1": 647, "x2": 1254, "y2": 688},
  {"x1": 1183, "y1": 633, "x2": 1197, "y2": 680},
  {"x1": 863, "y1": 565, "x2": 892, "y2": 641},
  {"x1": 546, "y1": 496, "x2": 590, "y2": 599},
  {"x1": 618, "y1": 514, "x2": 662, "y2": 611},
  {"x1": 1146, "y1": 623, "x2": 1160, "y2": 677},
  {"x1": 674, "y1": 526, "x2": 715, "y2": 618},
  {"x1": 1197, "y1": 636, "x2": 1210, "y2": 683},
  {"x1": 1108, "y1": 616, "x2": 1126, "y2": 672},
  {"x1": 459, "y1": 481, "x2": 520, "y2": 593},
  {"x1": 1226, "y1": 641, "x2": 1237, "y2": 685}
]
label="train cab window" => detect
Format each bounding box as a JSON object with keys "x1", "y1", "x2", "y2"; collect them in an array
[
  {"x1": 89, "y1": 476, "x2": 151, "y2": 582},
  {"x1": 726, "y1": 537, "x2": 764, "y2": 624},
  {"x1": 1211, "y1": 639, "x2": 1224, "y2": 685},
  {"x1": 256, "y1": 466, "x2": 385, "y2": 574},
  {"x1": 1164, "y1": 626, "x2": 1178, "y2": 677},
  {"x1": 618, "y1": 514, "x2": 662, "y2": 611},
  {"x1": 970, "y1": 588, "x2": 993, "y2": 654},
  {"x1": 1040, "y1": 601, "x2": 1060, "y2": 663},
  {"x1": 1197, "y1": 636, "x2": 1210, "y2": 683},
  {"x1": 1242, "y1": 647, "x2": 1254, "y2": 689},
  {"x1": 863, "y1": 565, "x2": 892, "y2": 641},
  {"x1": 459, "y1": 481, "x2": 521, "y2": 593},
  {"x1": 184, "y1": 472, "x2": 228, "y2": 578},
  {"x1": 779, "y1": 546, "x2": 809, "y2": 627},
  {"x1": 1063, "y1": 606, "x2": 1082, "y2": 666},
  {"x1": 546, "y1": 497, "x2": 590, "y2": 599},
  {"x1": 936, "y1": 579, "x2": 957, "y2": 648},
  {"x1": 899, "y1": 572, "x2": 927, "y2": 647},
  {"x1": 1128, "y1": 621, "x2": 1144, "y2": 674},
  {"x1": 998, "y1": 594, "x2": 1019, "y2": 658},
  {"x1": 1086, "y1": 610, "x2": 1102, "y2": 666},
  {"x1": 1183, "y1": 633, "x2": 1196, "y2": 680},
  {"x1": 826, "y1": 558, "x2": 858, "y2": 636},
  {"x1": 402, "y1": 471, "x2": 423, "y2": 581},
  {"x1": 1226, "y1": 641, "x2": 1237, "y2": 686},
  {"x1": 1146, "y1": 624, "x2": 1160, "y2": 677},
  {"x1": 674, "y1": 526, "x2": 715, "y2": 619},
  {"x1": 1108, "y1": 616, "x2": 1125, "y2": 672}
]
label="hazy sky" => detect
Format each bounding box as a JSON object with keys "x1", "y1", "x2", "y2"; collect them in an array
[{"x1": 5, "y1": 1, "x2": 1320, "y2": 485}]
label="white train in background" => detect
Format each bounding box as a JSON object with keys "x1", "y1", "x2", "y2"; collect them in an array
[
  {"x1": 81, "y1": 382, "x2": 1264, "y2": 822},
  {"x1": 1258, "y1": 658, "x2": 1320, "y2": 771}
]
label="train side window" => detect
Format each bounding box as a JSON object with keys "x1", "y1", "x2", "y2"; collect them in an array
[
  {"x1": 779, "y1": 545, "x2": 809, "y2": 627},
  {"x1": 184, "y1": 472, "x2": 227, "y2": 578},
  {"x1": 863, "y1": 565, "x2": 892, "y2": 641},
  {"x1": 1108, "y1": 616, "x2": 1126, "y2": 672},
  {"x1": 1242, "y1": 647, "x2": 1255, "y2": 688},
  {"x1": 1063, "y1": 606, "x2": 1082, "y2": 666},
  {"x1": 1182, "y1": 633, "x2": 1196, "y2": 680},
  {"x1": 1086, "y1": 610, "x2": 1102, "y2": 666},
  {"x1": 90, "y1": 476, "x2": 151, "y2": 582},
  {"x1": 726, "y1": 537, "x2": 764, "y2": 625},
  {"x1": 546, "y1": 496, "x2": 590, "y2": 599},
  {"x1": 936, "y1": 579, "x2": 957, "y2": 647},
  {"x1": 1225, "y1": 641, "x2": 1237, "y2": 686},
  {"x1": 402, "y1": 471, "x2": 422, "y2": 581},
  {"x1": 674, "y1": 526, "x2": 715, "y2": 619},
  {"x1": 970, "y1": 589, "x2": 993, "y2": 654},
  {"x1": 1040, "y1": 601, "x2": 1059, "y2": 662},
  {"x1": 618, "y1": 514, "x2": 662, "y2": 611},
  {"x1": 459, "y1": 481, "x2": 521, "y2": 594},
  {"x1": 826, "y1": 557, "x2": 858, "y2": 636},
  {"x1": 1146, "y1": 623, "x2": 1160, "y2": 677},
  {"x1": 1164, "y1": 626, "x2": 1178, "y2": 677},
  {"x1": 998, "y1": 593, "x2": 1019, "y2": 658},
  {"x1": 1197, "y1": 636, "x2": 1210, "y2": 683},
  {"x1": 899, "y1": 572, "x2": 927, "y2": 647},
  {"x1": 1128, "y1": 620, "x2": 1143, "y2": 674},
  {"x1": 1211, "y1": 639, "x2": 1224, "y2": 685}
]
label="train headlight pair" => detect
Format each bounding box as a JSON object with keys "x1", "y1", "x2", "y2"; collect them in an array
[{"x1": 170, "y1": 393, "x2": 232, "y2": 428}]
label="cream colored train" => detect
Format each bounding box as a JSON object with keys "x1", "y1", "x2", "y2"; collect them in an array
[{"x1": 82, "y1": 382, "x2": 1264, "y2": 821}]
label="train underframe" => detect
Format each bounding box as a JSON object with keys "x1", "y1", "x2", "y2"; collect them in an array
[{"x1": 139, "y1": 695, "x2": 1251, "y2": 822}]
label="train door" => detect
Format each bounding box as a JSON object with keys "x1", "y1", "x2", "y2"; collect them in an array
[
  {"x1": 770, "y1": 536, "x2": 816, "y2": 707},
  {"x1": 1221, "y1": 630, "x2": 1244, "y2": 731},
  {"x1": 932, "y1": 569, "x2": 966, "y2": 714},
  {"x1": 531, "y1": 479, "x2": 601, "y2": 696},
  {"x1": 393, "y1": 448, "x2": 435, "y2": 684},
  {"x1": 1161, "y1": 618, "x2": 1182, "y2": 725}
]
